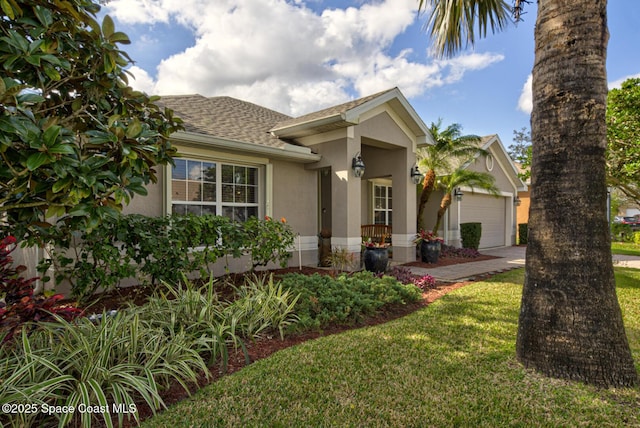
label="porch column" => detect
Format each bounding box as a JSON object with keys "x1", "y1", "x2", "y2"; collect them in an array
[
  {"x1": 316, "y1": 127, "x2": 363, "y2": 261},
  {"x1": 390, "y1": 148, "x2": 418, "y2": 263}
]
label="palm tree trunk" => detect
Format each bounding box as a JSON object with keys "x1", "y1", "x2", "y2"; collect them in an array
[
  {"x1": 417, "y1": 169, "x2": 436, "y2": 230},
  {"x1": 516, "y1": 0, "x2": 638, "y2": 387},
  {"x1": 432, "y1": 192, "x2": 451, "y2": 234}
]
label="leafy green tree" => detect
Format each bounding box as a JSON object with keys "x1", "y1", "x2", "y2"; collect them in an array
[
  {"x1": 606, "y1": 78, "x2": 640, "y2": 204},
  {"x1": 507, "y1": 127, "x2": 532, "y2": 181},
  {"x1": 431, "y1": 168, "x2": 498, "y2": 234},
  {"x1": 416, "y1": 119, "x2": 486, "y2": 230},
  {"x1": 418, "y1": 0, "x2": 637, "y2": 387},
  {"x1": 0, "y1": 0, "x2": 182, "y2": 242}
]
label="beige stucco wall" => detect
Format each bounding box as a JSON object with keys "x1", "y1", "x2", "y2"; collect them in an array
[
  {"x1": 122, "y1": 167, "x2": 165, "y2": 217},
  {"x1": 271, "y1": 158, "x2": 318, "y2": 237},
  {"x1": 307, "y1": 137, "x2": 351, "y2": 240},
  {"x1": 465, "y1": 155, "x2": 513, "y2": 190}
]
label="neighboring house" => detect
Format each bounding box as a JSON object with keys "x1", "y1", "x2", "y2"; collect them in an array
[
  {"x1": 122, "y1": 87, "x2": 434, "y2": 271},
  {"x1": 619, "y1": 204, "x2": 640, "y2": 217},
  {"x1": 515, "y1": 163, "x2": 531, "y2": 243},
  {"x1": 420, "y1": 135, "x2": 527, "y2": 249}
]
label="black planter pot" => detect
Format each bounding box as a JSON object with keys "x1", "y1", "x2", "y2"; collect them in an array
[
  {"x1": 421, "y1": 241, "x2": 440, "y2": 263},
  {"x1": 363, "y1": 247, "x2": 389, "y2": 273}
]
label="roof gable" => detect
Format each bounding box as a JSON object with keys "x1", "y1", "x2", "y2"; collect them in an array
[
  {"x1": 270, "y1": 87, "x2": 433, "y2": 144},
  {"x1": 476, "y1": 135, "x2": 527, "y2": 191}
]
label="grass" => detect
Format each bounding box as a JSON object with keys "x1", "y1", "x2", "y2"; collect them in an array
[
  {"x1": 612, "y1": 242, "x2": 640, "y2": 256},
  {"x1": 142, "y1": 268, "x2": 640, "y2": 428}
]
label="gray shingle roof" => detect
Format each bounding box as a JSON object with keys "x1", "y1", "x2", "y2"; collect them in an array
[
  {"x1": 270, "y1": 88, "x2": 397, "y2": 132},
  {"x1": 157, "y1": 95, "x2": 293, "y2": 148},
  {"x1": 158, "y1": 87, "x2": 404, "y2": 147}
]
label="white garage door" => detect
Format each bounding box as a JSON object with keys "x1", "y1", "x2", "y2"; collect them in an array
[{"x1": 461, "y1": 194, "x2": 506, "y2": 249}]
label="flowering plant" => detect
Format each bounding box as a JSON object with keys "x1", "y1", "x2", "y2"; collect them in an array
[
  {"x1": 362, "y1": 238, "x2": 390, "y2": 248},
  {"x1": 414, "y1": 230, "x2": 444, "y2": 245},
  {"x1": 414, "y1": 274, "x2": 437, "y2": 290}
]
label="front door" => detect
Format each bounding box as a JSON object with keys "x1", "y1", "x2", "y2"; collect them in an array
[{"x1": 318, "y1": 167, "x2": 332, "y2": 265}]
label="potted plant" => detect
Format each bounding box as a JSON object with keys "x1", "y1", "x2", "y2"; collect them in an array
[
  {"x1": 362, "y1": 238, "x2": 390, "y2": 273},
  {"x1": 414, "y1": 230, "x2": 444, "y2": 264}
]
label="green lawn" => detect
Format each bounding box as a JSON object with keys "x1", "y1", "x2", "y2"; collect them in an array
[
  {"x1": 142, "y1": 268, "x2": 640, "y2": 428},
  {"x1": 612, "y1": 242, "x2": 640, "y2": 256}
]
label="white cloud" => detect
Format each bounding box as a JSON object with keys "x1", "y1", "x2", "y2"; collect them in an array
[
  {"x1": 516, "y1": 71, "x2": 640, "y2": 114},
  {"x1": 126, "y1": 66, "x2": 157, "y2": 94},
  {"x1": 105, "y1": 0, "x2": 171, "y2": 24},
  {"x1": 609, "y1": 73, "x2": 640, "y2": 89},
  {"x1": 106, "y1": 0, "x2": 505, "y2": 116},
  {"x1": 438, "y1": 52, "x2": 505, "y2": 84},
  {"x1": 517, "y1": 74, "x2": 532, "y2": 114}
]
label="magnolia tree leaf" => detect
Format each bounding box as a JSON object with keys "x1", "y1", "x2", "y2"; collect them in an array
[{"x1": 0, "y1": 0, "x2": 182, "y2": 245}]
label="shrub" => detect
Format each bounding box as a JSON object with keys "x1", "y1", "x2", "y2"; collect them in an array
[
  {"x1": 460, "y1": 222, "x2": 482, "y2": 250},
  {"x1": 39, "y1": 214, "x2": 295, "y2": 301},
  {"x1": 327, "y1": 247, "x2": 358, "y2": 275},
  {"x1": 414, "y1": 275, "x2": 437, "y2": 290},
  {"x1": 1, "y1": 236, "x2": 82, "y2": 343},
  {"x1": 611, "y1": 223, "x2": 634, "y2": 242},
  {"x1": 634, "y1": 231, "x2": 640, "y2": 245},
  {"x1": 385, "y1": 266, "x2": 417, "y2": 284},
  {"x1": 279, "y1": 272, "x2": 421, "y2": 331},
  {"x1": 440, "y1": 244, "x2": 480, "y2": 259},
  {"x1": 244, "y1": 216, "x2": 294, "y2": 270},
  {"x1": 518, "y1": 223, "x2": 528, "y2": 245}
]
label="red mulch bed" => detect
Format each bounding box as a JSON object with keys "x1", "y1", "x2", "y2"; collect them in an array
[{"x1": 78, "y1": 256, "x2": 501, "y2": 427}]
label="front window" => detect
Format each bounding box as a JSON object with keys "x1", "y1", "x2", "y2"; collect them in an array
[
  {"x1": 373, "y1": 184, "x2": 392, "y2": 225},
  {"x1": 171, "y1": 159, "x2": 259, "y2": 221}
]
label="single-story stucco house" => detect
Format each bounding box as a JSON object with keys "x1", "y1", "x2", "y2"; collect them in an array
[
  {"x1": 123, "y1": 87, "x2": 432, "y2": 270},
  {"x1": 13, "y1": 87, "x2": 526, "y2": 285}
]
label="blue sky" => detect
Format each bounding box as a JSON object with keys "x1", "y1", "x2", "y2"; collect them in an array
[{"x1": 103, "y1": 0, "x2": 640, "y2": 149}]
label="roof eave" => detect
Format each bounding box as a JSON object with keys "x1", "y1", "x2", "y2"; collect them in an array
[
  {"x1": 171, "y1": 131, "x2": 322, "y2": 163},
  {"x1": 270, "y1": 114, "x2": 357, "y2": 139}
]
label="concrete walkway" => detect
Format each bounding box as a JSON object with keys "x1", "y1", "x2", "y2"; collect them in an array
[
  {"x1": 613, "y1": 254, "x2": 640, "y2": 269},
  {"x1": 405, "y1": 246, "x2": 640, "y2": 282}
]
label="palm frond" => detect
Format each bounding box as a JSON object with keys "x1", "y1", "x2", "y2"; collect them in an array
[
  {"x1": 418, "y1": 0, "x2": 513, "y2": 58},
  {"x1": 441, "y1": 168, "x2": 500, "y2": 195}
]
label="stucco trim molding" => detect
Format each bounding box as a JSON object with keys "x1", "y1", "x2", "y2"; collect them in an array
[{"x1": 331, "y1": 237, "x2": 363, "y2": 253}]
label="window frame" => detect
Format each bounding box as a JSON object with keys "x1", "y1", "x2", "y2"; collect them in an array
[
  {"x1": 371, "y1": 180, "x2": 393, "y2": 226},
  {"x1": 167, "y1": 153, "x2": 268, "y2": 221}
]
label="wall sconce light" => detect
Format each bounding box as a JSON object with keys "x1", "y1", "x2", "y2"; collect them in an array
[
  {"x1": 454, "y1": 188, "x2": 463, "y2": 202},
  {"x1": 410, "y1": 165, "x2": 423, "y2": 185},
  {"x1": 352, "y1": 152, "x2": 365, "y2": 178},
  {"x1": 514, "y1": 196, "x2": 522, "y2": 206}
]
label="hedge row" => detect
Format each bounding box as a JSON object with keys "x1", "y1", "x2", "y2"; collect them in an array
[{"x1": 38, "y1": 214, "x2": 294, "y2": 300}]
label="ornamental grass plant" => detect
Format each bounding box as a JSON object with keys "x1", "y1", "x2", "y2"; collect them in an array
[{"x1": 0, "y1": 310, "x2": 208, "y2": 428}]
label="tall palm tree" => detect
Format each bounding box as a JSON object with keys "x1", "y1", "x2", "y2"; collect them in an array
[
  {"x1": 418, "y1": 0, "x2": 638, "y2": 387},
  {"x1": 416, "y1": 119, "x2": 486, "y2": 230},
  {"x1": 431, "y1": 169, "x2": 499, "y2": 234}
]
